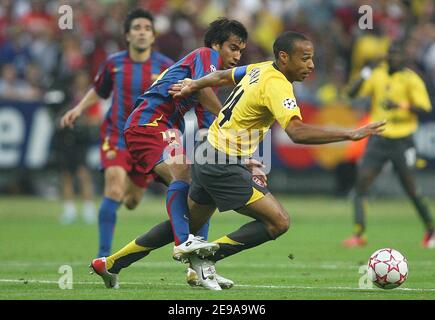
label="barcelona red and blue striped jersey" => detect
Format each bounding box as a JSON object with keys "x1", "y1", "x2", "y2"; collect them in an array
[
  {"x1": 125, "y1": 47, "x2": 222, "y2": 131},
  {"x1": 94, "y1": 50, "x2": 174, "y2": 149}
]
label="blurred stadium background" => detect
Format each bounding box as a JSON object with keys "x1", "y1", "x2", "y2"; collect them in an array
[
  {"x1": 0, "y1": 0, "x2": 434, "y2": 199},
  {"x1": 1, "y1": 0, "x2": 435, "y2": 300}
]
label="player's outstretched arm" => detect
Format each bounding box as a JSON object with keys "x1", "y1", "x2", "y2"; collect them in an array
[
  {"x1": 197, "y1": 87, "x2": 222, "y2": 116},
  {"x1": 60, "y1": 88, "x2": 100, "y2": 129},
  {"x1": 285, "y1": 118, "x2": 386, "y2": 144},
  {"x1": 169, "y1": 69, "x2": 235, "y2": 99}
]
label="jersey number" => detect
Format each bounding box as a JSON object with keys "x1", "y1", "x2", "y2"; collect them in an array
[{"x1": 219, "y1": 84, "x2": 244, "y2": 127}]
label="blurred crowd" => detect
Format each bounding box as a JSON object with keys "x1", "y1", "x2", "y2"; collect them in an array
[
  {"x1": 0, "y1": 0, "x2": 434, "y2": 198},
  {"x1": 0, "y1": 0, "x2": 434, "y2": 105}
]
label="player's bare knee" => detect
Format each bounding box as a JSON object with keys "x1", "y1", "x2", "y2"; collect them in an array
[
  {"x1": 277, "y1": 214, "x2": 290, "y2": 236},
  {"x1": 124, "y1": 188, "x2": 144, "y2": 210},
  {"x1": 170, "y1": 163, "x2": 190, "y2": 183},
  {"x1": 104, "y1": 169, "x2": 126, "y2": 201},
  {"x1": 124, "y1": 196, "x2": 139, "y2": 210},
  {"x1": 105, "y1": 184, "x2": 124, "y2": 201},
  {"x1": 268, "y1": 211, "x2": 290, "y2": 238}
]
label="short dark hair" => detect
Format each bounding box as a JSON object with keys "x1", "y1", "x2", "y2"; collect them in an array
[
  {"x1": 273, "y1": 31, "x2": 309, "y2": 59},
  {"x1": 204, "y1": 17, "x2": 248, "y2": 48},
  {"x1": 388, "y1": 41, "x2": 403, "y2": 53},
  {"x1": 124, "y1": 8, "x2": 154, "y2": 34}
]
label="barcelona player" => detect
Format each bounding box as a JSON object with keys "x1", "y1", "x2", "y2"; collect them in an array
[
  {"x1": 60, "y1": 9, "x2": 173, "y2": 257},
  {"x1": 342, "y1": 42, "x2": 435, "y2": 248},
  {"x1": 168, "y1": 31, "x2": 386, "y2": 289},
  {"x1": 89, "y1": 18, "x2": 248, "y2": 290},
  {"x1": 122, "y1": 17, "x2": 247, "y2": 258}
]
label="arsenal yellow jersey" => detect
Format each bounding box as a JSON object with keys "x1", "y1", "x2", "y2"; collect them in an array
[
  {"x1": 358, "y1": 64, "x2": 432, "y2": 138},
  {"x1": 207, "y1": 61, "x2": 302, "y2": 156}
]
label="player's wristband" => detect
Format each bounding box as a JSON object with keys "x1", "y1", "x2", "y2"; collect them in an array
[{"x1": 360, "y1": 66, "x2": 372, "y2": 80}]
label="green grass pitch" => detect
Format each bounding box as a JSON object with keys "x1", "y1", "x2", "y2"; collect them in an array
[{"x1": 1, "y1": 195, "x2": 434, "y2": 300}]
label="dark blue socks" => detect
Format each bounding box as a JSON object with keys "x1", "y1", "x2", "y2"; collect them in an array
[
  {"x1": 98, "y1": 197, "x2": 121, "y2": 257},
  {"x1": 166, "y1": 181, "x2": 190, "y2": 245}
]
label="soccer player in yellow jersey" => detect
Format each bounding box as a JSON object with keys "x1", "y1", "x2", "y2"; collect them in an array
[
  {"x1": 343, "y1": 42, "x2": 435, "y2": 248},
  {"x1": 169, "y1": 31, "x2": 386, "y2": 289}
]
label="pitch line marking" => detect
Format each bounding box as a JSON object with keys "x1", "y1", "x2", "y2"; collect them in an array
[
  {"x1": 1, "y1": 279, "x2": 435, "y2": 292},
  {"x1": 1, "y1": 261, "x2": 434, "y2": 269}
]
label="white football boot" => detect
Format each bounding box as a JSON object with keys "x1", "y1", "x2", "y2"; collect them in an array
[
  {"x1": 186, "y1": 267, "x2": 234, "y2": 289},
  {"x1": 89, "y1": 257, "x2": 119, "y2": 289},
  {"x1": 188, "y1": 255, "x2": 222, "y2": 291},
  {"x1": 173, "y1": 234, "x2": 219, "y2": 263}
]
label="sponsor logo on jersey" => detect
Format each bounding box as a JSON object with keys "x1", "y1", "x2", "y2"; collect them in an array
[
  {"x1": 106, "y1": 149, "x2": 117, "y2": 160},
  {"x1": 252, "y1": 176, "x2": 265, "y2": 188},
  {"x1": 161, "y1": 130, "x2": 180, "y2": 147}
]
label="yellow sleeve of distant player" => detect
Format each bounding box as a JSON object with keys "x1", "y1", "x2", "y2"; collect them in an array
[
  {"x1": 263, "y1": 76, "x2": 302, "y2": 129},
  {"x1": 358, "y1": 73, "x2": 375, "y2": 97},
  {"x1": 408, "y1": 72, "x2": 432, "y2": 112}
]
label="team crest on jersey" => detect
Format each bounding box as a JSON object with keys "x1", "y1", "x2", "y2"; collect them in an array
[
  {"x1": 161, "y1": 130, "x2": 180, "y2": 148},
  {"x1": 210, "y1": 65, "x2": 216, "y2": 72},
  {"x1": 252, "y1": 176, "x2": 266, "y2": 188},
  {"x1": 283, "y1": 98, "x2": 297, "y2": 110},
  {"x1": 106, "y1": 149, "x2": 117, "y2": 160}
]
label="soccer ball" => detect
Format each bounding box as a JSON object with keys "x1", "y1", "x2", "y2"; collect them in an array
[{"x1": 367, "y1": 248, "x2": 408, "y2": 289}]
